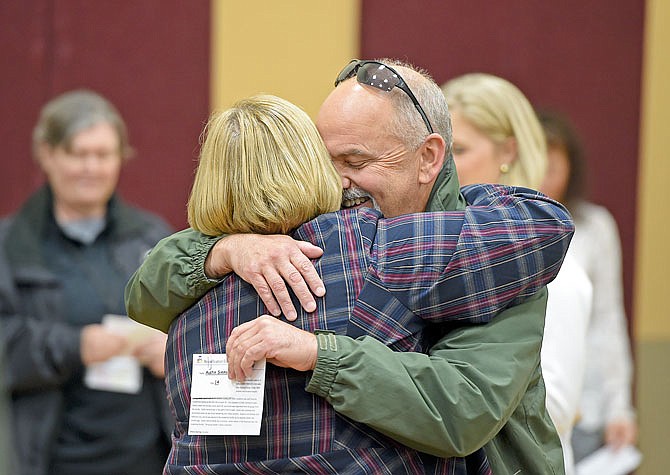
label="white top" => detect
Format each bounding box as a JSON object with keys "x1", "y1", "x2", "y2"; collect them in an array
[
  {"x1": 543, "y1": 252, "x2": 593, "y2": 475},
  {"x1": 569, "y1": 201, "x2": 636, "y2": 430}
]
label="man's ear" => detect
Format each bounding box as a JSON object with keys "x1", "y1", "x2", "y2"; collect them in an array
[
  {"x1": 35, "y1": 143, "x2": 53, "y2": 172},
  {"x1": 418, "y1": 134, "x2": 446, "y2": 185}
]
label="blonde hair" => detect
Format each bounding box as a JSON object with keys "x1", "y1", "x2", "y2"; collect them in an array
[
  {"x1": 187, "y1": 95, "x2": 342, "y2": 236},
  {"x1": 441, "y1": 73, "x2": 547, "y2": 189}
]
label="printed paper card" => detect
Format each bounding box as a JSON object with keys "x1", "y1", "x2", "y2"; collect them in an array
[{"x1": 188, "y1": 354, "x2": 266, "y2": 435}]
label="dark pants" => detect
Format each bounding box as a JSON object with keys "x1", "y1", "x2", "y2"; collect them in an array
[{"x1": 571, "y1": 426, "x2": 604, "y2": 463}]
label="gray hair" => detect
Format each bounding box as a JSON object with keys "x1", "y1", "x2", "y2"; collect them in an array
[
  {"x1": 32, "y1": 89, "x2": 133, "y2": 161},
  {"x1": 377, "y1": 58, "x2": 452, "y2": 155}
]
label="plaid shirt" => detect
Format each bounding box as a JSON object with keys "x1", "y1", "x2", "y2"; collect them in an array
[{"x1": 165, "y1": 184, "x2": 573, "y2": 474}]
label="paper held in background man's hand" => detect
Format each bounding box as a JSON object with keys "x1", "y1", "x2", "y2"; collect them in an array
[{"x1": 84, "y1": 314, "x2": 164, "y2": 394}]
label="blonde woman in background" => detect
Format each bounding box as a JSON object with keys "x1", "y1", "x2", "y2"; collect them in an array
[{"x1": 442, "y1": 73, "x2": 593, "y2": 475}]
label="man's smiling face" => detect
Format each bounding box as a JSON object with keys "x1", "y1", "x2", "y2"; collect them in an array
[{"x1": 316, "y1": 79, "x2": 427, "y2": 218}]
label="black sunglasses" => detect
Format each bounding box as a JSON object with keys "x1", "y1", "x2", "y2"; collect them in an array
[{"x1": 334, "y1": 59, "x2": 434, "y2": 134}]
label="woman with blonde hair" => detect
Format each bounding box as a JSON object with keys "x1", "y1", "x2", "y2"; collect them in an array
[
  {"x1": 187, "y1": 95, "x2": 341, "y2": 236},
  {"x1": 442, "y1": 73, "x2": 547, "y2": 189},
  {"x1": 442, "y1": 73, "x2": 592, "y2": 475},
  {"x1": 162, "y1": 94, "x2": 574, "y2": 473}
]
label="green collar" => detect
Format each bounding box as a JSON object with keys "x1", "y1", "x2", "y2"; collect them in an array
[{"x1": 426, "y1": 153, "x2": 466, "y2": 212}]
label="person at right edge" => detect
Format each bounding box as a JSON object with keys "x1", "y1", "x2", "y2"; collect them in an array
[
  {"x1": 441, "y1": 72, "x2": 593, "y2": 475},
  {"x1": 538, "y1": 109, "x2": 638, "y2": 463},
  {"x1": 126, "y1": 59, "x2": 568, "y2": 474}
]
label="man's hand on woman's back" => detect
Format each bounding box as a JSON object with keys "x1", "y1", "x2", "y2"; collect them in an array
[{"x1": 209, "y1": 234, "x2": 326, "y2": 320}]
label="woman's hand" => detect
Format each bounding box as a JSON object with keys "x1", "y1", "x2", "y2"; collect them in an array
[
  {"x1": 225, "y1": 315, "x2": 318, "y2": 381},
  {"x1": 605, "y1": 417, "x2": 638, "y2": 449}
]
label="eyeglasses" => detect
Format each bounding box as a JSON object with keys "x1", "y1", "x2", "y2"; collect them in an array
[
  {"x1": 62, "y1": 147, "x2": 121, "y2": 162},
  {"x1": 334, "y1": 59, "x2": 434, "y2": 134}
]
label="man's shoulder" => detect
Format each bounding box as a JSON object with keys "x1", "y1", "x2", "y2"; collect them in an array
[{"x1": 113, "y1": 199, "x2": 172, "y2": 234}]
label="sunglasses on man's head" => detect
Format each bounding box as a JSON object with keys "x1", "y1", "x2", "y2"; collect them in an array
[{"x1": 334, "y1": 59, "x2": 434, "y2": 134}]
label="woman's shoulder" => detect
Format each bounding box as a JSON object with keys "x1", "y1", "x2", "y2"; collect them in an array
[{"x1": 573, "y1": 200, "x2": 618, "y2": 229}]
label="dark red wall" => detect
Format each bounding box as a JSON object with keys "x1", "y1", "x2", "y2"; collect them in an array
[
  {"x1": 0, "y1": 1, "x2": 644, "y2": 323},
  {"x1": 360, "y1": 0, "x2": 644, "y2": 323},
  {"x1": 0, "y1": 0, "x2": 210, "y2": 230}
]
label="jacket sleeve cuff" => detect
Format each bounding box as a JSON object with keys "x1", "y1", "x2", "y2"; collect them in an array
[
  {"x1": 305, "y1": 331, "x2": 342, "y2": 399},
  {"x1": 186, "y1": 234, "x2": 225, "y2": 293}
]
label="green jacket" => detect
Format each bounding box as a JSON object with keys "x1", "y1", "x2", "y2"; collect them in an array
[{"x1": 125, "y1": 158, "x2": 564, "y2": 474}]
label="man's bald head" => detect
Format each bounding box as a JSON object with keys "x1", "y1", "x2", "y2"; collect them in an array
[{"x1": 315, "y1": 59, "x2": 451, "y2": 217}]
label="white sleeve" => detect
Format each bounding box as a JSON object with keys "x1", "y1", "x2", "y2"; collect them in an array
[
  {"x1": 587, "y1": 208, "x2": 635, "y2": 423},
  {"x1": 541, "y1": 253, "x2": 593, "y2": 437}
]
